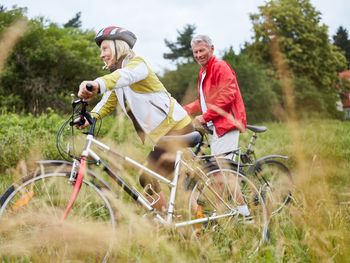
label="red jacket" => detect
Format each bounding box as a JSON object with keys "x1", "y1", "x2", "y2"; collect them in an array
[{"x1": 184, "y1": 56, "x2": 246, "y2": 137}]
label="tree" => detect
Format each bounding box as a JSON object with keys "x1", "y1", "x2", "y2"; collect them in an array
[
  {"x1": 163, "y1": 24, "x2": 196, "y2": 64},
  {"x1": 160, "y1": 62, "x2": 199, "y2": 104},
  {"x1": 247, "y1": 0, "x2": 347, "y2": 118},
  {"x1": 63, "y1": 12, "x2": 82, "y2": 28},
  {"x1": 0, "y1": 8, "x2": 103, "y2": 114},
  {"x1": 223, "y1": 48, "x2": 279, "y2": 122},
  {"x1": 333, "y1": 26, "x2": 350, "y2": 68},
  {"x1": 0, "y1": 5, "x2": 27, "y2": 34}
]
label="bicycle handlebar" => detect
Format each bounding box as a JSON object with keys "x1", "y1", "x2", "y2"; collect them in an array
[
  {"x1": 69, "y1": 84, "x2": 97, "y2": 134},
  {"x1": 86, "y1": 83, "x2": 93, "y2": 92}
]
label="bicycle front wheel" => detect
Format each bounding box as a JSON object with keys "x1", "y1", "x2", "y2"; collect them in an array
[
  {"x1": 188, "y1": 168, "x2": 269, "y2": 256},
  {"x1": 252, "y1": 159, "x2": 293, "y2": 215},
  {"x1": 0, "y1": 171, "x2": 115, "y2": 262}
]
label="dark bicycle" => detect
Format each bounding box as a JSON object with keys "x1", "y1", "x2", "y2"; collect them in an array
[{"x1": 192, "y1": 123, "x2": 293, "y2": 216}]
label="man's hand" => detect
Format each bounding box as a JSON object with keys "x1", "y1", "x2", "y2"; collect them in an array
[
  {"x1": 194, "y1": 115, "x2": 205, "y2": 124},
  {"x1": 78, "y1": 81, "x2": 99, "y2": 100},
  {"x1": 193, "y1": 115, "x2": 212, "y2": 134}
]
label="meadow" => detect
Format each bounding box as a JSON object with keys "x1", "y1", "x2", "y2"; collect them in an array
[{"x1": 0, "y1": 112, "x2": 349, "y2": 262}]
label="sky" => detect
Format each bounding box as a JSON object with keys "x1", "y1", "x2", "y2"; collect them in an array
[{"x1": 2, "y1": 0, "x2": 350, "y2": 74}]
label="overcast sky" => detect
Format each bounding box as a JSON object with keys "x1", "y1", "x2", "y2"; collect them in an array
[{"x1": 2, "y1": 0, "x2": 350, "y2": 74}]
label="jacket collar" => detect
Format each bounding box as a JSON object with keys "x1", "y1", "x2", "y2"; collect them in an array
[{"x1": 200, "y1": 56, "x2": 216, "y2": 75}]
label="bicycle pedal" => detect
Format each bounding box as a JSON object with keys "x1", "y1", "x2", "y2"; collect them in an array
[
  {"x1": 242, "y1": 216, "x2": 255, "y2": 224},
  {"x1": 253, "y1": 194, "x2": 260, "y2": 206},
  {"x1": 196, "y1": 205, "x2": 203, "y2": 219},
  {"x1": 174, "y1": 214, "x2": 182, "y2": 219}
]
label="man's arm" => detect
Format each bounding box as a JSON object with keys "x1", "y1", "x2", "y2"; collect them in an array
[{"x1": 183, "y1": 99, "x2": 201, "y2": 116}]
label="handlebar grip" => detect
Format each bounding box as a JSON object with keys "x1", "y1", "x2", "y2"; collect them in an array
[
  {"x1": 86, "y1": 83, "x2": 93, "y2": 92},
  {"x1": 69, "y1": 117, "x2": 86, "y2": 127}
]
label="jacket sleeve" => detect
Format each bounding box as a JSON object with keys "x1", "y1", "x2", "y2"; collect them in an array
[
  {"x1": 183, "y1": 99, "x2": 201, "y2": 116},
  {"x1": 96, "y1": 57, "x2": 149, "y2": 93},
  {"x1": 91, "y1": 90, "x2": 117, "y2": 119},
  {"x1": 202, "y1": 63, "x2": 237, "y2": 122}
]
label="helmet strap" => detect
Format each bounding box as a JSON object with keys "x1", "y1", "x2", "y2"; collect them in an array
[
  {"x1": 113, "y1": 40, "x2": 118, "y2": 60},
  {"x1": 108, "y1": 40, "x2": 119, "y2": 72}
]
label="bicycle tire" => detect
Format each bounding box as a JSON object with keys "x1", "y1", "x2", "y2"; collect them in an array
[
  {"x1": 250, "y1": 159, "x2": 293, "y2": 216},
  {"x1": 0, "y1": 171, "x2": 115, "y2": 262},
  {"x1": 188, "y1": 167, "x2": 269, "y2": 256}
]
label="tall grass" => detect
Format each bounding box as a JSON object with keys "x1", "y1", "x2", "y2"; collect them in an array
[{"x1": 0, "y1": 115, "x2": 349, "y2": 262}]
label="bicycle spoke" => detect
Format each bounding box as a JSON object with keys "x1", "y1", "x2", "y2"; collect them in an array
[
  {"x1": 0, "y1": 172, "x2": 115, "y2": 262},
  {"x1": 188, "y1": 168, "x2": 269, "y2": 256}
]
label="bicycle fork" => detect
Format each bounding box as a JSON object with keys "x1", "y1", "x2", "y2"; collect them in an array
[
  {"x1": 62, "y1": 133, "x2": 95, "y2": 220},
  {"x1": 62, "y1": 157, "x2": 87, "y2": 220}
]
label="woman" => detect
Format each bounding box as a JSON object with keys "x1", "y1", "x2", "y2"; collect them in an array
[{"x1": 78, "y1": 25, "x2": 194, "y2": 211}]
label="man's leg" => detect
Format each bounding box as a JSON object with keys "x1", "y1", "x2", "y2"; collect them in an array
[{"x1": 210, "y1": 129, "x2": 251, "y2": 216}]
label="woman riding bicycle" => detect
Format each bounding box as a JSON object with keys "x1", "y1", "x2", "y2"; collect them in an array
[{"x1": 77, "y1": 25, "x2": 194, "y2": 211}]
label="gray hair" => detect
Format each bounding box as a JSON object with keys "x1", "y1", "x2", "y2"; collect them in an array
[{"x1": 190, "y1": 35, "x2": 213, "y2": 49}]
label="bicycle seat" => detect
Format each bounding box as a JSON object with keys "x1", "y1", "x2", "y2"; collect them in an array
[
  {"x1": 247, "y1": 125, "x2": 267, "y2": 133},
  {"x1": 158, "y1": 131, "x2": 202, "y2": 147}
]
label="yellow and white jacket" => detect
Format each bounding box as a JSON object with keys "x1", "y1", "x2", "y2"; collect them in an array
[{"x1": 93, "y1": 56, "x2": 191, "y2": 143}]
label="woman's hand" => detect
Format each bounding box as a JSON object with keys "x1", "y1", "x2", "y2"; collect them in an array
[
  {"x1": 74, "y1": 116, "x2": 90, "y2": 130},
  {"x1": 78, "y1": 81, "x2": 99, "y2": 100}
]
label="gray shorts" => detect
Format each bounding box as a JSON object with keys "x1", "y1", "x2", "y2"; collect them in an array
[{"x1": 210, "y1": 128, "x2": 240, "y2": 159}]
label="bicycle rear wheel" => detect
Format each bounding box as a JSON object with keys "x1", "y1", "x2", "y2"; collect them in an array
[
  {"x1": 252, "y1": 159, "x2": 293, "y2": 215},
  {"x1": 0, "y1": 171, "x2": 115, "y2": 262},
  {"x1": 188, "y1": 168, "x2": 269, "y2": 256}
]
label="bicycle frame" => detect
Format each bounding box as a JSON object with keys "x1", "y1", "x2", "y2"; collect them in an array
[{"x1": 61, "y1": 123, "x2": 239, "y2": 228}]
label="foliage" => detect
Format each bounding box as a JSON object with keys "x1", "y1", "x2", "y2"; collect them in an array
[
  {"x1": 223, "y1": 48, "x2": 280, "y2": 123},
  {"x1": 0, "y1": 6, "x2": 104, "y2": 115},
  {"x1": 0, "y1": 5, "x2": 27, "y2": 32},
  {"x1": 160, "y1": 62, "x2": 199, "y2": 104},
  {"x1": 0, "y1": 111, "x2": 63, "y2": 173},
  {"x1": 247, "y1": 0, "x2": 347, "y2": 118},
  {"x1": 0, "y1": 110, "x2": 144, "y2": 175},
  {"x1": 338, "y1": 77, "x2": 350, "y2": 92},
  {"x1": 163, "y1": 24, "x2": 196, "y2": 64},
  {"x1": 333, "y1": 26, "x2": 350, "y2": 68},
  {"x1": 63, "y1": 11, "x2": 82, "y2": 28}
]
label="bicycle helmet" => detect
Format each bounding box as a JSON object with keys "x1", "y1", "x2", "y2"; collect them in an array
[{"x1": 95, "y1": 26, "x2": 137, "y2": 49}]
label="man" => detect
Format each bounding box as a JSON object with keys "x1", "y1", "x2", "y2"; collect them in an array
[
  {"x1": 184, "y1": 34, "x2": 246, "y2": 157},
  {"x1": 184, "y1": 35, "x2": 250, "y2": 217}
]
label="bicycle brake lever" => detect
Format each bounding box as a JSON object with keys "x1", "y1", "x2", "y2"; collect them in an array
[{"x1": 72, "y1": 99, "x2": 82, "y2": 107}]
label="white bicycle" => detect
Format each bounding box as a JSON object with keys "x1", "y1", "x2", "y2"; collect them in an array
[{"x1": 0, "y1": 91, "x2": 269, "y2": 261}]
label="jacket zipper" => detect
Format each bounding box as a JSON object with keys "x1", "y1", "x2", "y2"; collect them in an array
[{"x1": 149, "y1": 101, "x2": 168, "y2": 116}]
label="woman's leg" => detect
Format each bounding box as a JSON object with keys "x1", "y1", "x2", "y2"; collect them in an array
[{"x1": 140, "y1": 123, "x2": 195, "y2": 212}]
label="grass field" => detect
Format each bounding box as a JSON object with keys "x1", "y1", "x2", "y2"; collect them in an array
[{"x1": 0, "y1": 114, "x2": 349, "y2": 262}]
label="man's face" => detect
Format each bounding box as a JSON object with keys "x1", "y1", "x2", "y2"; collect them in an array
[{"x1": 192, "y1": 42, "x2": 214, "y2": 67}]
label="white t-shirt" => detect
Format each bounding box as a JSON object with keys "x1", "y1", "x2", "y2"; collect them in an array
[{"x1": 199, "y1": 71, "x2": 214, "y2": 130}]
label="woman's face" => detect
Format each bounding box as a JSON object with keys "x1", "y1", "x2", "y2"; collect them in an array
[{"x1": 100, "y1": 40, "x2": 116, "y2": 70}]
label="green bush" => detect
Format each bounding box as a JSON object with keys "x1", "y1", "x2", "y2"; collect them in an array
[{"x1": 0, "y1": 111, "x2": 63, "y2": 172}]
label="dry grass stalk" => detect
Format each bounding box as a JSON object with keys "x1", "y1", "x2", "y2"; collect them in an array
[{"x1": 0, "y1": 18, "x2": 28, "y2": 72}]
